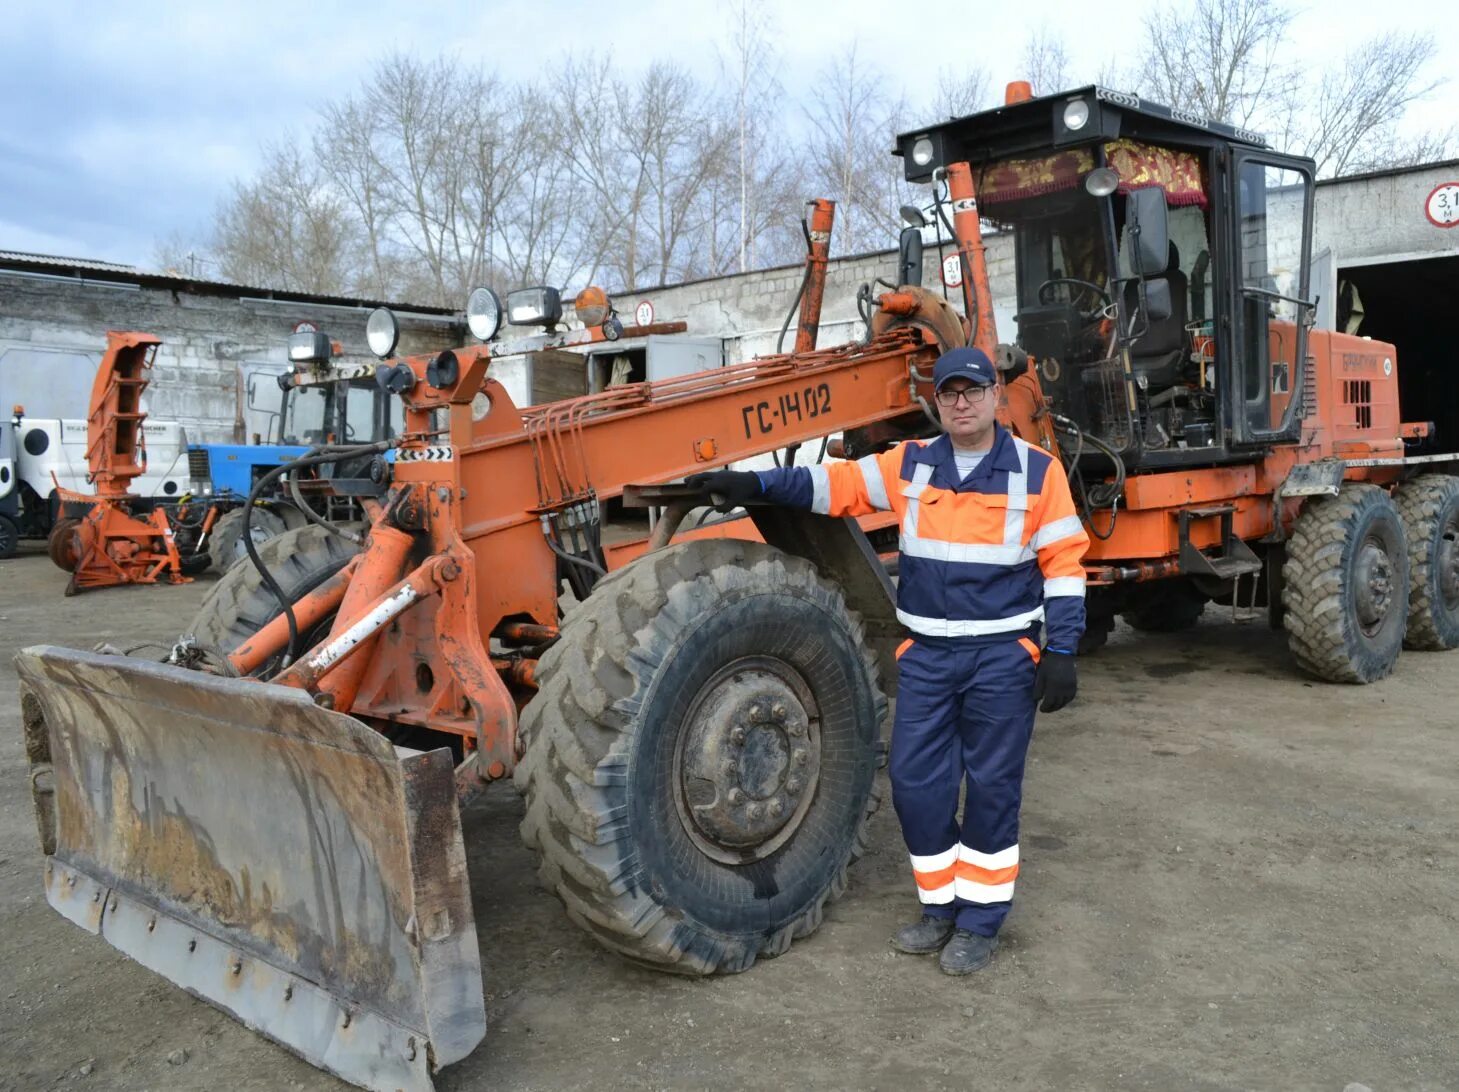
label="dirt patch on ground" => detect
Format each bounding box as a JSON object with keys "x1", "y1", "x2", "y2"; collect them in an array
[{"x1": 1, "y1": 545, "x2": 1453, "y2": 1090}]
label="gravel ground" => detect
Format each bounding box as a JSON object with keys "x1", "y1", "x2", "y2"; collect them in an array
[{"x1": 1, "y1": 543, "x2": 1455, "y2": 1091}]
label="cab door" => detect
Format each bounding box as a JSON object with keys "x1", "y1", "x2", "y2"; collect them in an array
[{"x1": 1227, "y1": 152, "x2": 1316, "y2": 445}]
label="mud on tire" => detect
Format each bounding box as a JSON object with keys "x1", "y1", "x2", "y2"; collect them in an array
[
  {"x1": 1282, "y1": 483, "x2": 1408, "y2": 683},
  {"x1": 1395, "y1": 474, "x2": 1459, "y2": 651},
  {"x1": 515, "y1": 539, "x2": 887, "y2": 975}
]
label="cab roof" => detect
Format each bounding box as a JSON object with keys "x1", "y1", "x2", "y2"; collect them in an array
[{"x1": 894, "y1": 85, "x2": 1273, "y2": 183}]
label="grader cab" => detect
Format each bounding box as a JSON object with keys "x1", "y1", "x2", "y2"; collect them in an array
[
  {"x1": 18, "y1": 88, "x2": 1459, "y2": 1091},
  {"x1": 893, "y1": 85, "x2": 1459, "y2": 675}
]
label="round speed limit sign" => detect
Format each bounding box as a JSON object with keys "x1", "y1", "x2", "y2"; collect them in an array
[
  {"x1": 634, "y1": 300, "x2": 655, "y2": 326},
  {"x1": 1425, "y1": 182, "x2": 1459, "y2": 228}
]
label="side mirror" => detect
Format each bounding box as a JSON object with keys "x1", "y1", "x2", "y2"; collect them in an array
[
  {"x1": 898, "y1": 226, "x2": 924, "y2": 288},
  {"x1": 1128, "y1": 187, "x2": 1170, "y2": 277}
]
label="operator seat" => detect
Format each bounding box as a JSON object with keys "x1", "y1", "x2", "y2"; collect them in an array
[{"x1": 1126, "y1": 241, "x2": 1190, "y2": 389}]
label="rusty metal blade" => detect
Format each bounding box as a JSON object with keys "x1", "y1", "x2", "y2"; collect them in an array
[{"x1": 15, "y1": 645, "x2": 485, "y2": 1092}]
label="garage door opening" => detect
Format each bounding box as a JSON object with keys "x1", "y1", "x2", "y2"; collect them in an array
[{"x1": 1338, "y1": 254, "x2": 1459, "y2": 455}]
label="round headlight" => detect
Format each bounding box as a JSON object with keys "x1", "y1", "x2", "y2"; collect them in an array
[
  {"x1": 911, "y1": 137, "x2": 934, "y2": 166},
  {"x1": 466, "y1": 286, "x2": 503, "y2": 342},
  {"x1": 366, "y1": 307, "x2": 400, "y2": 358},
  {"x1": 1084, "y1": 166, "x2": 1120, "y2": 197},
  {"x1": 1062, "y1": 99, "x2": 1090, "y2": 131}
]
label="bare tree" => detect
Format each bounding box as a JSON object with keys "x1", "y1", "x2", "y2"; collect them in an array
[
  {"x1": 151, "y1": 230, "x2": 212, "y2": 278},
  {"x1": 1298, "y1": 32, "x2": 1443, "y2": 176},
  {"x1": 316, "y1": 96, "x2": 395, "y2": 298},
  {"x1": 718, "y1": 0, "x2": 785, "y2": 272},
  {"x1": 1021, "y1": 30, "x2": 1073, "y2": 97},
  {"x1": 931, "y1": 68, "x2": 992, "y2": 119},
  {"x1": 806, "y1": 42, "x2": 912, "y2": 255},
  {"x1": 213, "y1": 141, "x2": 358, "y2": 294},
  {"x1": 1138, "y1": 0, "x2": 1296, "y2": 128}
]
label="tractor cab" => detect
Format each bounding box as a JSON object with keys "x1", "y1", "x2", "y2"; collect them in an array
[{"x1": 897, "y1": 86, "x2": 1317, "y2": 472}]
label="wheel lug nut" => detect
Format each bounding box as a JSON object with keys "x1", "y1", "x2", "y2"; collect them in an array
[
  {"x1": 793, "y1": 749, "x2": 807, "y2": 766},
  {"x1": 722, "y1": 760, "x2": 737, "y2": 777},
  {"x1": 786, "y1": 777, "x2": 802, "y2": 795},
  {"x1": 748, "y1": 802, "x2": 763, "y2": 819},
  {"x1": 772, "y1": 703, "x2": 787, "y2": 719},
  {"x1": 769, "y1": 799, "x2": 785, "y2": 818},
  {"x1": 728, "y1": 788, "x2": 744, "y2": 805},
  {"x1": 730, "y1": 726, "x2": 746, "y2": 745}
]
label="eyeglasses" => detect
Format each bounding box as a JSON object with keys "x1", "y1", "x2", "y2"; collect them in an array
[{"x1": 934, "y1": 385, "x2": 992, "y2": 408}]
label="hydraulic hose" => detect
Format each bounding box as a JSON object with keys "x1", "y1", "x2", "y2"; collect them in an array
[
  {"x1": 241, "y1": 440, "x2": 392, "y2": 670},
  {"x1": 286, "y1": 464, "x2": 364, "y2": 544}
]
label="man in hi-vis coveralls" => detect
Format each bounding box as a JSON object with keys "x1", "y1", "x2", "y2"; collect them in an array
[{"x1": 688, "y1": 345, "x2": 1089, "y2": 975}]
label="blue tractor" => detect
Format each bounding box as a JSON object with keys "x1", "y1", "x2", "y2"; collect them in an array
[{"x1": 187, "y1": 357, "x2": 401, "y2": 571}]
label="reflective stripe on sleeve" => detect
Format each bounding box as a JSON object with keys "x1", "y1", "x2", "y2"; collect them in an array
[
  {"x1": 807, "y1": 465, "x2": 831, "y2": 515},
  {"x1": 858, "y1": 455, "x2": 892, "y2": 511},
  {"x1": 1031, "y1": 514, "x2": 1085, "y2": 550},
  {"x1": 896, "y1": 605, "x2": 1046, "y2": 638},
  {"x1": 1043, "y1": 575, "x2": 1087, "y2": 598}
]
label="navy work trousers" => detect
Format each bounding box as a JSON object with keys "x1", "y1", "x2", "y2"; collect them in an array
[{"x1": 889, "y1": 636, "x2": 1039, "y2": 936}]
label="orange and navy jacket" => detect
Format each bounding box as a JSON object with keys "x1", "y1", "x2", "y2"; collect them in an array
[{"x1": 755, "y1": 425, "x2": 1090, "y2": 651}]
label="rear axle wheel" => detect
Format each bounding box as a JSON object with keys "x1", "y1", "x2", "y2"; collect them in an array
[
  {"x1": 1395, "y1": 474, "x2": 1459, "y2": 650},
  {"x1": 1283, "y1": 483, "x2": 1408, "y2": 683}
]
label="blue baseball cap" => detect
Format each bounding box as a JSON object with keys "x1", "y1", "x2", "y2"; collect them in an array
[{"x1": 933, "y1": 347, "x2": 997, "y2": 390}]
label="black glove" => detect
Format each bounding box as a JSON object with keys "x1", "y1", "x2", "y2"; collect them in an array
[
  {"x1": 1033, "y1": 650, "x2": 1077, "y2": 713},
  {"x1": 685, "y1": 470, "x2": 762, "y2": 510}
]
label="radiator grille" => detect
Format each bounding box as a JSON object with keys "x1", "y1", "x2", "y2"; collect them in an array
[{"x1": 1343, "y1": 379, "x2": 1372, "y2": 430}]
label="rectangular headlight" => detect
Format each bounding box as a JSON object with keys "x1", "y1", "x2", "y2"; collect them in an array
[
  {"x1": 507, "y1": 286, "x2": 563, "y2": 327},
  {"x1": 288, "y1": 330, "x2": 332, "y2": 362}
]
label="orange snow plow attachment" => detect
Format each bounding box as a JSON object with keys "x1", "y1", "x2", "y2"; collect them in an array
[{"x1": 18, "y1": 645, "x2": 485, "y2": 1092}]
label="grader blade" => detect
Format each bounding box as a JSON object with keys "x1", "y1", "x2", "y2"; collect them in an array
[{"x1": 16, "y1": 645, "x2": 485, "y2": 1092}]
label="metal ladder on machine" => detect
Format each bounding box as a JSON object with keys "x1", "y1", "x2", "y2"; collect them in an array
[{"x1": 1176, "y1": 505, "x2": 1265, "y2": 621}]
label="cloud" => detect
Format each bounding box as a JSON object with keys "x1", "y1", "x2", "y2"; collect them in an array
[{"x1": 0, "y1": 0, "x2": 1450, "y2": 268}]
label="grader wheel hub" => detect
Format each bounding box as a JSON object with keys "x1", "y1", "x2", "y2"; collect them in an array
[
  {"x1": 1354, "y1": 538, "x2": 1395, "y2": 633},
  {"x1": 676, "y1": 659, "x2": 821, "y2": 862},
  {"x1": 1438, "y1": 517, "x2": 1459, "y2": 608}
]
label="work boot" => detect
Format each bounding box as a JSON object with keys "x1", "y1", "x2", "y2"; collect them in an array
[
  {"x1": 938, "y1": 930, "x2": 998, "y2": 975},
  {"x1": 890, "y1": 914, "x2": 955, "y2": 954}
]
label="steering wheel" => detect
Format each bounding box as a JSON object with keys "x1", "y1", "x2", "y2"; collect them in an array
[{"x1": 1037, "y1": 278, "x2": 1112, "y2": 322}]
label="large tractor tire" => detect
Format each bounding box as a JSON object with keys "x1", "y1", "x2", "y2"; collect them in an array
[
  {"x1": 1282, "y1": 483, "x2": 1408, "y2": 683},
  {"x1": 46, "y1": 517, "x2": 79, "y2": 570},
  {"x1": 515, "y1": 539, "x2": 887, "y2": 975},
  {"x1": 1122, "y1": 578, "x2": 1207, "y2": 632},
  {"x1": 1395, "y1": 474, "x2": 1459, "y2": 650},
  {"x1": 207, "y1": 506, "x2": 288, "y2": 575},
  {"x1": 189, "y1": 523, "x2": 358, "y2": 658}
]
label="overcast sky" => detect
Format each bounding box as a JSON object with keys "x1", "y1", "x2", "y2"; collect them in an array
[{"x1": 2, "y1": 0, "x2": 1451, "y2": 268}]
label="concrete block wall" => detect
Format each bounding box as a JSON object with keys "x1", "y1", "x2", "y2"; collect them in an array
[{"x1": 0, "y1": 273, "x2": 461, "y2": 444}]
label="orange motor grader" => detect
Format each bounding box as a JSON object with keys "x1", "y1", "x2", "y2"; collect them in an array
[
  {"x1": 18, "y1": 201, "x2": 978, "y2": 1092},
  {"x1": 19, "y1": 88, "x2": 1459, "y2": 1091}
]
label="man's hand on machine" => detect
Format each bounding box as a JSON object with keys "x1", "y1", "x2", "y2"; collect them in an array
[
  {"x1": 684, "y1": 470, "x2": 762, "y2": 511},
  {"x1": 1034, "y1": 649, "x2": 1078, "y2": 713}
]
